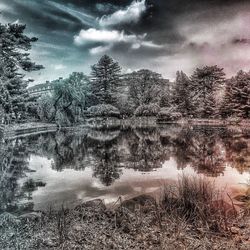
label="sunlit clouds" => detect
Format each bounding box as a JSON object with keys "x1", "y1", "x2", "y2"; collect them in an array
[
  {"x1": 1, "y1": 0, "x2": 250, "y2": 83},
  {"x1": 99, "y1": 0, "x2": 146, "y2": 27},
  {"x1": 74, "y1": 28, "x2": 163, "y2": 54}
]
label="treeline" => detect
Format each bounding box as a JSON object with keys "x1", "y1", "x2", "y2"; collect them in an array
[
  {"x1": 37, "y1": 56, "x2": 250, "y2": 125},
  {"x1": 1, "y1": 23, "x2": 250, "y2": 125},
  {"x1": 37, "y1": 55, "x2": 171, "y2": 125}
]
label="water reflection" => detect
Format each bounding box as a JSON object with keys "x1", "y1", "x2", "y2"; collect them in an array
[{"x1": 0, "y1": 125, "x2": 250, "y2": 213}]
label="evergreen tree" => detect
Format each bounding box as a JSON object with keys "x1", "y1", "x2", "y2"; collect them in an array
[
  {"x1": 190, "y1": 66, "x2": 225, "y2": 118},
  {"x1": 90, "y1": 55, "x2": 121, "y2": 105},
  {"x1": 221, "y1": 70, "x2": 250, "y2": 118},
  {"x1": 0, "y1": 23, "x2": 43, "y2": 121},
  {"x1": 171, "y1": 71, "x2": 192, "y2": 116},
  {"x1": 0, "y1": 79, "x2": 12, "y2": 122},
  {"x1": 128, "y1": 69, "x2": 164, "y2": 108}
]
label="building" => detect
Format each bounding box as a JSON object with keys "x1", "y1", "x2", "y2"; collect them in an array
[{"x1": 28, "y1": 77, "x2": 63, "y2": 98}]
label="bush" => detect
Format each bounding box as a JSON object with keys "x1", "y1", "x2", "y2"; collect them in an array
[
  {"x1": 87, "y1": 104, "x2": 120, "y2": 117},
  {"x1": 134, "y1": 104, "x2": 160, "y2": 117},
  {"x1": 158, "y1": 108, "x2": 182, "y2": 121}
]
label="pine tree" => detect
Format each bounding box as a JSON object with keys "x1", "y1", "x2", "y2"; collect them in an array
[
  {"x1": 190, "y1": 66, "x2": 225, "y2": 118},
  {"x1": 128, "y1": 69, "x2": 164, "y2": 107},
  {"x1": 0, "y1": 79, "x2": 12, "y2": 123},
  {"x1": 171, "y1": 71, "x2": 192, "y2": 116},
  {"x1": 221, "y1": 70, "x2": 250, "y2": 118},
  {"x1": 0, "y1": 23, "x2": 43, "y2": 121},
  {"x1": 90, "y1": 55, "x2": 121, "y2": 105},
  {"x1": 0, "y1": 79, "x2": 11, "y2": 111}
]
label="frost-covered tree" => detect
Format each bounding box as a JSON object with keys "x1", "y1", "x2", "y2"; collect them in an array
[
  {"x1": 172, "y1": 71, "x2": 192, "y2": 116},
  {"x1": 190, "y1": 66, "x2": 225, "y2": 118},
  {"x1": 0, "y1": 23, "x2": 43, "y2": 121},
  {"x1": 221, "y1": 70, "x2": 250, "y2": 118},
  {"x1": 90, "y1": 55, "x2": 121, "y2": 105}
]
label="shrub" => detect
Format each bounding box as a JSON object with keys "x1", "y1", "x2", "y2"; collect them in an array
[
  {"x1": 134, "y1": 104, "x2": 160, "y2": 117},
  {"x1": 87, "y1": 104, "x2": 120, "y2": 117},
  {"x1": 158, "y1": 108, "x2": 182, "y2": 121}
]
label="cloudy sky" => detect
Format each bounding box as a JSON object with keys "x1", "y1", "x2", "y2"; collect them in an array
[{"x1": 1, "y1": 0, "x2": 250, "y2": 85}]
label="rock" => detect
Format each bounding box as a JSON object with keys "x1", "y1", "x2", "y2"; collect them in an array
[
  {"x1": 231, "y1": 226, "x2": 240, "y2": 234},
  {"x1": 121, "y1": 194, "x2": 155, "y2": 212}
]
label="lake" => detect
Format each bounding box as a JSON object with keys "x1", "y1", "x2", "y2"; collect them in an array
[{"x1": 0, "y1": 124, "x2": 249, "y2": 214}]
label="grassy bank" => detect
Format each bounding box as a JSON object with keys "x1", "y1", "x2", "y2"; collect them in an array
[{"x1": 1, "y1": 176, "x2": 249, "y2": 249}]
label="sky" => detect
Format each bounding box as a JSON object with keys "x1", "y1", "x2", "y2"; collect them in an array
[{"x1": 1, "y1": 0, "x2": 250, "y2": 86}]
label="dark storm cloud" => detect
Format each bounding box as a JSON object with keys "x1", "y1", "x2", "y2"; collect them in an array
[{"x1": 1, "y1": 0, "x2": 250, "y2": 83}]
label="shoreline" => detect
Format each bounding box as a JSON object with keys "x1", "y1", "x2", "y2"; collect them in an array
[
  {"x1": 2, "y1": 122, "x2": 58, "y2": 139},
  {"x1": 1, "y1": 194, "x2": 249, "y2": 250},
  {"x1": 2, "y1": 117, "x2": 250, "y2": 139}
]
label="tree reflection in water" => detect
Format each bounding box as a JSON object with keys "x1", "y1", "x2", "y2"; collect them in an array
[{"x1": 1, "y1": 125, "x2": 250, "y2": 213}]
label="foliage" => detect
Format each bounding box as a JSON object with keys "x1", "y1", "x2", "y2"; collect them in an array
[
  {"x1": 220, "y1": 70, "x2": 250, "y2": 118},
  {"x1": 87, "y1": 104, "x2": 120, "y2": 117},
  {"x1": 0, "y1": 23, "x2": 43, "y2": 122},
  {"x1": 128, "y1": 69, "x2": 164, "y2": 108},
  {"x1": 190, "y1": 66, "x2": 225, "y2": 118},
  {"x1": 37, "y1": 95, "x2": 55, "y2": 121},
  {"x1": 90, "y1": 55, "x2": 121, "y2": 105},
  {"x1": 0, "y1": 79, "x2": 12, "y2": 123},
  {"x1": 134, "y1": 103, "x2": 160, "y2": 117},
  {"x1": 171, "y1": 71, "x2": 192, "y2": 116},
  {"x1": 45, "y1": 72, "x2": 91, "y2": 124},
  {"x1": 158, "y1": 108, "x2": 182, "y2": 121}
]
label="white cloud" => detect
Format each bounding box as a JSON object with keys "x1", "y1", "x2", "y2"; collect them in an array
[
  {"x1": 99, "y1": 0, "x2": 146, "y2": 27},
  {"x1": 74, "y1": 28, "x2": 163, "y2": 53},
  {"x1": 54, "y1": 64, "x2": 66, "y2": 70},
  {"x1": 89, "y1": 45, "x2": 112, "y2": 55},
  {"x1": 74, "y1": 29, "x2": 127, "y2": 45}
]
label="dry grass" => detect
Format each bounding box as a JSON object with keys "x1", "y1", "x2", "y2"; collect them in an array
[
  {"x1": 161, "y1": 175, "x2": 236, "y2": 232},
  {"x1": 1, "y1": 176, "x2": 249, "y2": 249}
]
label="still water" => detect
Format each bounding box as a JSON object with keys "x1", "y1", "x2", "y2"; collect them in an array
[{"x1": 0, "y1": 125, "x2": 249, "y2": 214}]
